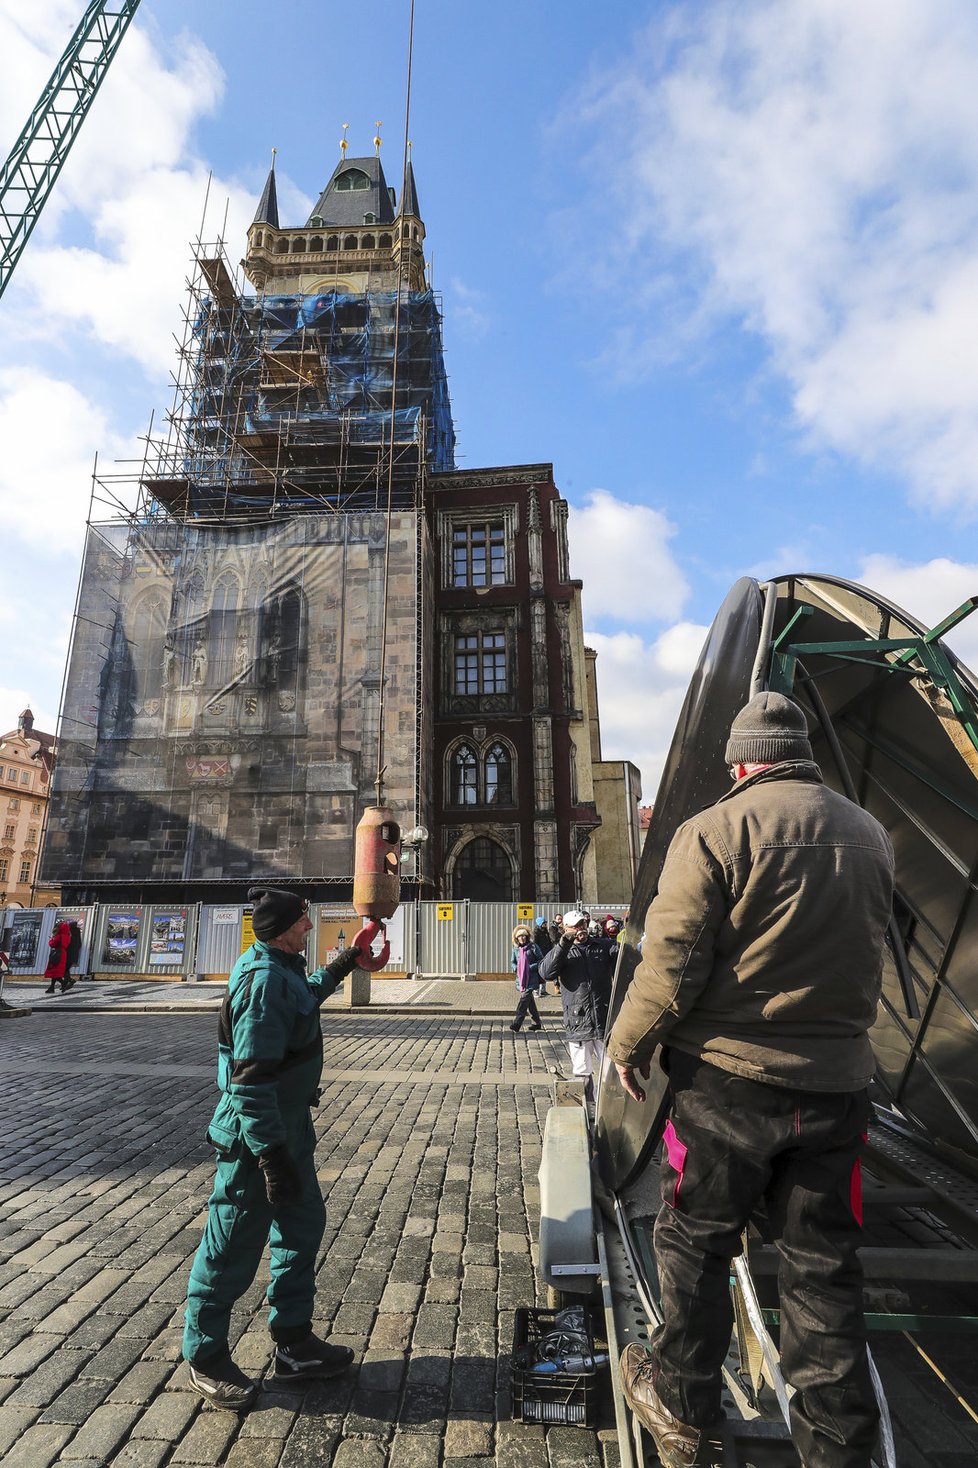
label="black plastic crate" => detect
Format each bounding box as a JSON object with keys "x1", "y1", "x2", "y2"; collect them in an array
[{"x1": 510, "y1": 1305, "x2": 603, "y2": 1428}]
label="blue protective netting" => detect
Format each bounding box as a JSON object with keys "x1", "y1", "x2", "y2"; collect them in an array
[{"x1": 177, "y1": 288, "x2": 455, "y2": 514}]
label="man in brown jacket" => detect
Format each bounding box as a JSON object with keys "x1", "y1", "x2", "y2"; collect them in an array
[{"x1": 610, "y1": 692, "x2": 894, "y2": 1468}]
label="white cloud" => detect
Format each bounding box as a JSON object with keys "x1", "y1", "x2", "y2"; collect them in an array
[
  {"x1": 569, "y1": 490, "x2": 689, "y2": 622},
  {"x1": 569, "y1": 0, "x2": 978, "y2": 512},
  {"x1": 856, "y1": 554, "x2": 978, "y2": 672},
  {"x1": 448, "y1": 278, "x2": 490, "y2": 339},
  {"x1": 0, "y1": 369, "x2": 137, "y2": 553},
  {"x1": 0, "y1": 6, "x2": 259, "y2": 380},
  {"x1": 587, "y1": 623, "x2": 708, "y2": 799}
]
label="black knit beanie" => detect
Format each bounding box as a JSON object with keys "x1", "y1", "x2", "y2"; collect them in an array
[
  {"x1": 248, "y1": 886, "x2": 307, "y2": 939},
  {"x1": 724, "y1": 692, "x2": 813, "y2": 767}
]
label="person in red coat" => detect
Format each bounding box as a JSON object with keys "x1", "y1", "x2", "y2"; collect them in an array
[{"x1": 44, "y1": 921, "x2": 75, "y2": 995}]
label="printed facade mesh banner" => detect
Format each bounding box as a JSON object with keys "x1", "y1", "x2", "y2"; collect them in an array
[{"x1": 42, "y1": 512, "x2": 420, "y2": 885}]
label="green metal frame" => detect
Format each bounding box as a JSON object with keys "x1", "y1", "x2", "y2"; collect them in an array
[
  {"x1": 769, "y1": 597, "x2": 978, "y2": 756},
  {"x1": 0, "y1": 1, "x2": 143, "y2": 302}
]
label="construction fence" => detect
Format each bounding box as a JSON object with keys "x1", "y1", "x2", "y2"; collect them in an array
[{"x1": 0, "y1": 901, "x2": 628, "y2": 983}]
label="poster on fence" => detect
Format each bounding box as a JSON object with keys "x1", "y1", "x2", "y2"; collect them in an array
[
  {"x1": 149, "y1": 910, "x2": 187, "y2": 965},
  {"x1": 317, "y1": 904, "x2": 404, "y2": 969},
  {"x1": 9, "y1": 911, "x2": 42, "y2": 968},
  {"x1": 102, "y1": 910, "x2": 141, "y2": 968}
]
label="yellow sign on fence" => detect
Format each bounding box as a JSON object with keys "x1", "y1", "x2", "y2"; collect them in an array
[
  {"x1": 516, "y1": 904, "x2": 534, "y2": 922},
  {"x1": 436, "y1": 903, "x2": 454, "y2": 921}
]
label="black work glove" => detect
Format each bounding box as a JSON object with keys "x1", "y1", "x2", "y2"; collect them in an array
[{"x1": 258, "y1": 1144, "x2": 303, "y2": 1206}]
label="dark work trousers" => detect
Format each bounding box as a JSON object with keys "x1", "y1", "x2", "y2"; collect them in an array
[
  {"x1": 183, "y1": 1117, "x2": 325, "y2": 1364},
  {"x1": 512, "y1": 987, "x2": 541, "y2": 1029},
  {"x1": 651, "y1": 1049, "x2": 877, "y2": 1468}
]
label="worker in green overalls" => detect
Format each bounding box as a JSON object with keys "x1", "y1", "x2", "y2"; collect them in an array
[{"x1": 183, "y1": 886, "x2": 362, "y2": 1410}]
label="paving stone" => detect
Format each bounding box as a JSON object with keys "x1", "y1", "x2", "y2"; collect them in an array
[
  {"x1": 109, "y1": 1442, "x2": 174, "y2": 1468},
  {"x1": 38, "y1": 1375, "x2": 115, "y2": 1424},
  {"x1": 168, "y1": 1406, "x2": 240, "y2": 1463},
  {"x1": 388, "y1": 1431, "x2": 443, "y2": 1468},
  {"x1": 379, "y1": 1283, "x2": 421, "y2": 1314},
  {"x1": 369, "y1": 1313, "x2": 413, "y2": 1351},
  {"x1": 0, "y1": 1331, "x2": 64, "y2": 1377},
  {"x1": 237, "y1": 1399, "x2": 300, "y2": 1438},
  {"x1": 0, "y1": 1419, "x2": 74, "y2": 1467},
  {"x1": 343, "y1": 1387, "x2": 399, "y2": 1438},
  {"x1": 358, "y1": 1350, "x2": 407, "y2": 1394},
  {"x1": 412, "y1": 1304, "x2": 458, "y2": 1349},
  {"x1": 444, "y1": 1417, "x2": 494, "y2": 1457},
  {"x1": 5, "y1": 1346, "x2": 91, "y2": 1407},
  {"x1": 277, "y1": 1413, "x2": 343, "y2": 1466},
  {"x1": 332, "y1": 1440, "x2": 388, "y2": 1468},
  {"x1": 57, "y1": 1401, "x2": 143, "y2": 1459},
  {"x1": 129, "y1": 1389, "x2": 200, "y2": 1439},
  {"x1": 80, "y1": 1334, "x2": 148, "y2": 1380},
  {"x1": 223, "y1": 1440, "x2": 285, "y2": 1467},
  {"x1": 107, "y1": 1359, "x2": 175, "y2": 1403},
  {"x1": 0, "y1": 1402, "x2": 42, "y2": 1456},
  {"x1": 331, "y1": 1303, "x2": 376, "y2": 1335},
  {"x1": 545, "y1": 1425, "x2": 602, "y2": 1467}
]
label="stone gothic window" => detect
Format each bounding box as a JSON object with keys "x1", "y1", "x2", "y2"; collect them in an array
[
  {"x1": 131, "y1": 591, "x2": 168, "y2": 704},
  {"x1": 449, "y1": 744, "x2": 478, "y2": 806},
  {"x1": 454, "y1": 631, "x2": 507, "y2": 696},
  {"x1": 258, "y1": 584, "x2": 303, "y2": 713},
  {"x1": 210, "y1": 574, "x2": 239, "y2": 686},
  {"x1": 452, "y1": 836, "x2": 513, "y2": 901},
  {"x1": 484, "y1": 742, "x2": 513, "y2": 806}
]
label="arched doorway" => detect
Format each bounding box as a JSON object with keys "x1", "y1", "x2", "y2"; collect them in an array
[{"x1": 452, "y1": 836, "x2": 513, "y2": 901}]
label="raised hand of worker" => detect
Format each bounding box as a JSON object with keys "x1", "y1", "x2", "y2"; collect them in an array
[
  {"x1": 615, "y1": 1060, "x2": 650, "y2": 1103},
  {"x1": 258, "y1": 1143, "x2": 303, "y2": 1206}
]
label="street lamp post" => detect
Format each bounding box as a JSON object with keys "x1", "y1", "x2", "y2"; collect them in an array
[{"x1": 400, "y1": 825, "x2": 428, "y2": 981}]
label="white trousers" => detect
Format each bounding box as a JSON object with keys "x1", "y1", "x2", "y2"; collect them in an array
[{"x1": 567, "y1": 1037, "x2": 604, "y2": 1080}]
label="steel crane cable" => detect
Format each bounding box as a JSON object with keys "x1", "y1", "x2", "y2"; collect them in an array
[{"x1": 373, "y1": 0, "x2": 418, "y2": 807}]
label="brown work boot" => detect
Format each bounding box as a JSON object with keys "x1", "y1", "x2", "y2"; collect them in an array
[{"x1": 619, "y1": 1343, "x2": 703, "y2": 1467}]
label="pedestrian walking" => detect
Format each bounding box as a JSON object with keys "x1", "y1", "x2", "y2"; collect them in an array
[
  {"x1": 532, "y1": 917, "x2": 552, "y2": 992},
  {"x1": 509, "y1": 925, "x2": 544, "y2": 1032},
  {"x1": 538, "y1": 909, "x2": 615, "y2": 1101},
  {"x1": 43, "y1": 920, "x2": 75, "y2": 995},
  {"x1": 609, "y1": 693, "x2": 895, "y2": 1468},
  {"x1": 183, "y1": 886, "x2": 363, "y2": 1410}
]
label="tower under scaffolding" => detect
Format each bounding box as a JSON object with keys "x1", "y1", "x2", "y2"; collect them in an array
[{"x1": 42, "y1": 151, "x2": 453, "y2": 903}]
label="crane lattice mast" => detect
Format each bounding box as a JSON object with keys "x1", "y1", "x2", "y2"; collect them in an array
[{"x1": 0, "y1": 0, "x2": 143, "y2": 302}]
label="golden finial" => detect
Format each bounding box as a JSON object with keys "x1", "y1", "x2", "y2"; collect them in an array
[
  {"x1": 340, "y1": 123, "x2": 349, "y2": 158},
  {"x1": 374, "y1": 121, "x2": 383, "y2": 155},
  {"x1": 270, "y1": 146, "x2": 277, "y2": 171}
]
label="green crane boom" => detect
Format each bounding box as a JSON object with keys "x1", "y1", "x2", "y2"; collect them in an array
[{"x1": 0, "y1": 0, "x2": 143, "y2": 302}]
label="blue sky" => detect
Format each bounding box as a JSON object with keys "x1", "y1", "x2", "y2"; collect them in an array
[{"x1": 2, "y1": 0, "x2": 977, "y2": 794}]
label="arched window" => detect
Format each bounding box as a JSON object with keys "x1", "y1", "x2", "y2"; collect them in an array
[
  {"x1": 210, "y1": 573, "x2": 239, "y2": 685},
  {"x1": 274, "y1": 237, "x2": 288, "y2": 254},
  {"x1": 292, "y1": 237, "x2": 306, "y2": 253},
  {"x1": 258, "y1": 583, "x2": 304, "y2": 713},
  {"x1": 484, "y1": 742, "x2": 513, "y2": 806},
  {"x1": 361, "y1": 234, "x2": 376, "y2": 250},
  {"x1": 449, "y1": 744, "x2": 478, "y2": 806},
  {"x1": 452, "y1": 837, "x2": 513, "y2": 901},
  {"x1": 131, "y1": 591, "x2": 168, "y2": 704},
  {"x1": 254, "y1": 230, "x2": 264, "y2": 247},
  {"x1": 378, "y1": 234, "x2": 392, "y2": 249},
  {"x1": 363, "y1": 213, "x2": 377, "y2": 225},
  {"x1": 343, "y1": 235, "x2": 358, "y2": 251},
  {"x1": 326, "y1": 236, "x2": 339, "y2": 251},
  {"x1": 309, "y1": 214, "x2": 324, "y2": 227},
  {"x1": 309, "y1": 236, "x2": 323, "y2": 252},
  {"x1": 335, "y1": 169, "x2": 370, "y2": 192}
]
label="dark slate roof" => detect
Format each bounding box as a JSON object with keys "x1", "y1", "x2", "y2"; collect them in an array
[
  {"x1": 253, "y1": 165, "x2": 279, "y2": 228},
  {"x1": 306, "y1": 156, "x2": 397, "y2": 228},
  {"x1": 399, "y1": 159, "x2": 420, "y2": 218}
]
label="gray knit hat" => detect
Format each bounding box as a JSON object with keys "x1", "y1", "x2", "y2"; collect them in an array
[{"x1": 725, "y1": 692, "x2": 813, "y2": 766}]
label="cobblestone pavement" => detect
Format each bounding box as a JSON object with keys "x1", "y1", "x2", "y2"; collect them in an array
[
  {"x1": 0, "y1": 1011, "x2": 616, "y2": 1468},
  {"x1": 5, "y1": 979, "x2": 559, "y2": 1016}
]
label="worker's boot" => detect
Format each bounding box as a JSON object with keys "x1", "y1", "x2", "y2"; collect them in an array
[
  {"x1": 273, "y1": 1331, "x2": 354, "y2": 1381},
  {"x1": 188, "y1": 1349, "x2": 258, "y2": 1411},
  {"x1": 619, "y1": 1343, "x2": 703, "y2": 1467}
]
